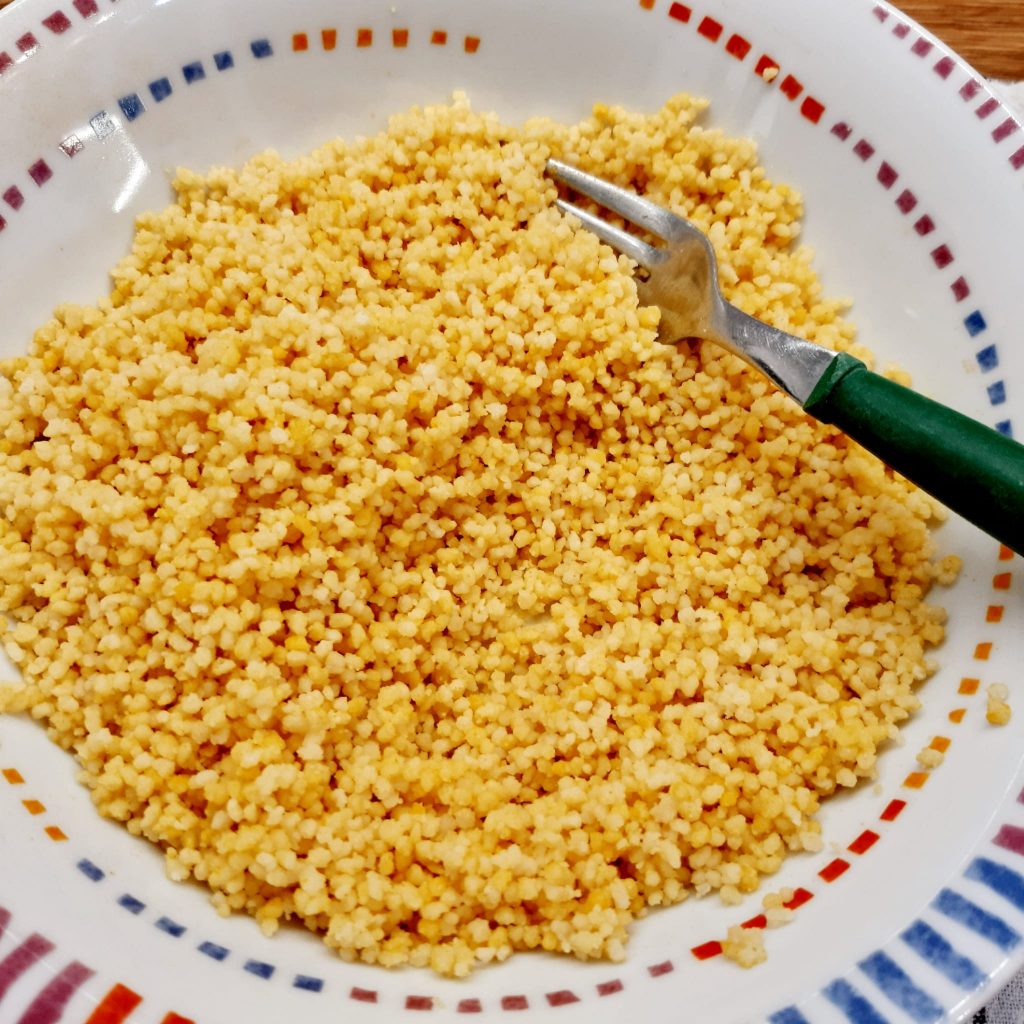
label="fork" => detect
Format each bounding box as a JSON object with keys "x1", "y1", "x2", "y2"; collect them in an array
[{"x1": 546, "y1": 159, "x2": 1024, "y2": 555}]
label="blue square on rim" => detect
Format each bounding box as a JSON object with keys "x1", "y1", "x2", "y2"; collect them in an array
[
  {"x1": 149, "y1": 77, "x2": 172, "y2": 102},
  {"x1": 156, "y1": 916, "x2": 186, "y2": 937},
  {"x1": 198, "y1": 940, "x2": 230, "y2": 961},
  {"x1": 182, "y1": 60, "x2": 205, "y2": 83},
  {"x1": 118, "y1": 893, "x2": 145, "y2": 914},
  {"x1": 244, "y1": 959, "x2": 275, "y2": 979},
  {"x1": 996, "y1": 421, "x2": 1013, "y2": 438},
  {"x1": 988, "y1": 381, "x2": 1007, "y2": 406},
  {"x1": 768, "y1": 1009, "x2": 811, "y2": 1024},
  {"x1": 213, "y1": 50, "x2": 234, "y2": 71},
  {"x1": 294, "y1": 975, "x2": 324, "y2": 992},
  {"x1": 250, "y1": 38, "x2": 273, "y2": 58},
  {"x1": 118, "y1": 93, "x2": 145, "y2": 121},
  {"x1": 964, "y1": 310, "x2": 987, "y2": 337},
  {"x1": 976, "y1": 345, "x2": 999, "y2": 372},
  {"x1": 76, "y1": 858, "x2": 104, "y2": 882}
]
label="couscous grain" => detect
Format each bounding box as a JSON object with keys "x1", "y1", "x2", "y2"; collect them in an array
[
  {"x1": 916, "y1": 746, "x2": 945, "y2": 769},
  {"x1": 987, "y1": 684, "x2": 1012, "y2": 726},
  {"x1": 0, "y1": 95, "x2": 951, "y2": 975},
  {"x1": 722, "y1": 924, "x2": 768, "y2": 968}
]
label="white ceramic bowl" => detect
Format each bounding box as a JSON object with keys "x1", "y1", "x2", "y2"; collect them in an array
[{"x1": 0, "y1": 0, "x2": 1022, "y2": 1021}]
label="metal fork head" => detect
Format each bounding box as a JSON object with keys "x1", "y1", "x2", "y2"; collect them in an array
[
  {"x1": 545, "y1": 159, "x2": 841, "y2": 405},
  {"x1": 545, "y1": 158, "x2": 731, "y2": 347}
]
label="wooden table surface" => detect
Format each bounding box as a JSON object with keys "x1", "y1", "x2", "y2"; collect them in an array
[
  {"x1": 0, "y1": 0, "x2": 1020, "y2": 78},
  {"x1": 895, "y1": 1, "x2": 1024, "y2": 79}
]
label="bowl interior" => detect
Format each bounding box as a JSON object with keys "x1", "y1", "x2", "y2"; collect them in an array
[{"x1": 0, "y1": 1, "x2": 1022, "y2": 1021}]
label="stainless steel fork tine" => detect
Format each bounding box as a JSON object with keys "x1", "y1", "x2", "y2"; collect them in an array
[
  {"x1": 554, "y1": 199, "x2": 660, "y2": 268},
  {"x1": 546, "y1": 158, "x2": 684, "y2": 240}
]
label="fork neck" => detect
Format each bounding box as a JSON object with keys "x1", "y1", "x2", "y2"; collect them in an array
[{"x1": 721, "y1": 305, "x2": 840, "y2": 406}]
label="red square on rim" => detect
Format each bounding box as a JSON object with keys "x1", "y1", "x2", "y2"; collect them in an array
[
  {"x1": 881, "y1": 798, "x2": 907, "y2": 821},
  {"x1": 960, "y1": 79, "x2": 981, "y2": 101},
  {"x1": 951, "y1": 276, "x2": 971, "y2": 301},
  {"x1": 853, "y1": 139, "x2": 875, "y2": 161},
  {"x1": 754, "y1": 54, "x2": 779, "y2": 82},
  {"x1": 800, "y1": 97, "x2": 824, "y2": 124},
  {"x1": 877, "y1": 162, "x2": 898, "y2": 188},
  {"x1": 848, "y1": 829, "x2": 880, "y2": 855},
  {"x1": 779, "y1": 74, "x2": 803, "y2": 100},
  {"x1": 29, "y1": 159, "x2": 53, "y2": 186},
  {"x1": 993, "y1": 119, "x2": 1019, "y2": 143},
  {"x1": 976, "y1": 97, "x2": 1000, "y2": 120},
  {"x1": 42, "y1": 10, "x2": 72, "y2": 33},
  {"x1": 785, "y1": 887, "x2": 814, "y2": 910},
  {"x1": 89, "y1": 984, "x2": 142, "y2": 1023},
  {"x1": 914, "y1": 214, "x2": 936, "y2": 236},
  {"x1": 895, "y1": 189, "x2": 917, "y2": 213},
  {"x1": 691, "y1": 941, "x2": 722, "y2": 960},
  {"x1": 546, "y1": 991, "x2": 580, "y2": 1007},
  {"x1": 819, "y1": 857, "x2": 850, "y2": 882},
  {"x1": 697, "y1": 16, "x2": 722, "y2": 42},
  {"x1": 725, "y1": 34, "x2": 751, "y2": 60}
]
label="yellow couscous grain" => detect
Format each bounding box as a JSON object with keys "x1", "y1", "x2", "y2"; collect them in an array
[
  {"x1": 0, "y1": 94, "x2": 951, "y2": 975},
  {"x1": 987, "y1": 684, "x2": 1012, "y2": 726},
  {"x1": 722, "y1": 924, "x2": 768, "y2": 968}
]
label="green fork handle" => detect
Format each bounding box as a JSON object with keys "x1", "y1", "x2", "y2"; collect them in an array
[{"x1": 803, "y1": 353, "x2": 1024, "y2": 554}]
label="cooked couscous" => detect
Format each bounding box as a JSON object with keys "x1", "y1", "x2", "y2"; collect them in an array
[
  {"x1": 0, "y1": 95, "x2": 951, "y2": 975},
  {"x1": 987, "y1": 684, "x2": 1012, "y2": 726}
]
